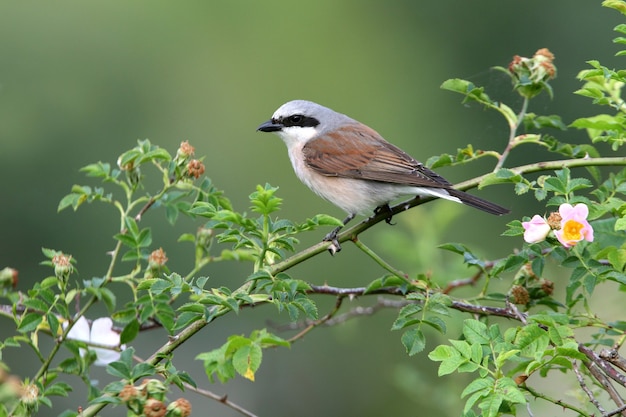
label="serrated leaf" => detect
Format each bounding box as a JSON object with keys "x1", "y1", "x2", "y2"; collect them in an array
[
  {"x1": 478, "y1": 392, "x2": 503, "y2": 417},
  {"x1": 515, "y1": 324, "x2": 549, "y2": 354},
  {"x1": 462, "y1": 376, "x2": 494, "y2": 398},
  {"x1": 232, "y1": 344, "x2": 262, "y2": 381},
  {"x1": 429, "y1": 345, "x2": 464, "y2": 376},
  {"x1": 130, "y1": 363, "x2": 157, "y2": 380},
  {"x1": 307, "y1": 214, "x2": 344, "y2": 227},
  {"x1": 450, "y1": 339, "x2": 472, "y2": 358},
  {"x1": 106, "y1": 360, "x2": 132, "y2": 380},
  {"x1": 401, "y1": 328, "x2": 426, "y2": 356},
  {"x1": 463, "y1": 320, "x2": 489, "y2": 345},
  {"x1": 18, "y1": 313, "x2": 43, "y2": 333},
  {"x1": 120, "y1": 319, "x2": 140, "y2": 345}
]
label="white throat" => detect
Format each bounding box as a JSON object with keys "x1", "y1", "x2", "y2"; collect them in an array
[{"x1": 276, "y1": 126, "x2": 318, "y2": 148}]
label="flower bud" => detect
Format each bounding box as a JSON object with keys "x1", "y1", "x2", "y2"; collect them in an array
[
  {"x1": 52, "y1": 253, "x2": 73, "y2": 290},
  {"x1": 143, "y1": 398, "x2": 167, "y2": 417},
  {"x1": 510, "y1": 285, "x2": 530, "y2": 305},
  {"x1": 507, "y1": 48, "x2": 557, "y2": 99},
  {"x1": 186, "y1": 159, "x2": 205, "y2": 179},
  {"x1": 196, "y1": 227, "x2": 214, "y2": 256},
  {"x1": 148, "y1": 248, "x2": 168, "y2": 269},
  {"x1": 20, "y1": 382, "x2": 40, "y2": 413},
  {"x1": 117, "y1": 157, "x2": 141, "y2": 187},
  {"x1": 546, "y1": 212, "x2": 562, "y2": 230},
  {"x1": 118, "y1": 384, "x2": 140, "y2": 403},
  {"x1": 176, "y1": 140, "x2": 195, "y2": 161},
  {"x1": 167, "y1": 398, "x2": 192, "y2": 417},
  {"x1": 0, "y1": 267, "x2": 18, "y2": 289},
  {"x1": 138, "y1": 379, "x2": 167, "y2": 401},
  {"x1": 539, "y1": 279, "x2": 554, "y2": 296}
]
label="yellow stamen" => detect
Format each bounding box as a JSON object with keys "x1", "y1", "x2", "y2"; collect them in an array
[{"x1": 562, "y1": 219, "x2": 583, "y2": 241}]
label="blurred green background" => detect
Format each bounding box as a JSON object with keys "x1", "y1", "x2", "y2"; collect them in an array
[{"x1": 0, "y1": 1, "x2": 623, "y2": 416}]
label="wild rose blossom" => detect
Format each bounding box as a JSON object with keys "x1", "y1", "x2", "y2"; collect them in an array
[
  {"x1": 522, "y1": 215, "x2": 551, "y2": 243},
  {"x1": 65, "y1": 316, "x2": 126, "y2": 366},
  {"x1": 522, "y1": 203, "x2": 594, "y2": 248},
  {"x1": 554, "y1": 203, "x2": 594, "y2": 248}
]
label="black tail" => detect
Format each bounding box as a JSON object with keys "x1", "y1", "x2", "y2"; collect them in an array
[{"x1": 447, "y1": 189, "x2": 510, "y2": 215}]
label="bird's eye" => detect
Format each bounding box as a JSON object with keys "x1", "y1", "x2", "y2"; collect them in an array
[
  {"x1": 289, "y1": 115, "x2": 303, "y2": 124},
  {"x1": 281, "y1": 114, "x2": 319, "y2": 128}
]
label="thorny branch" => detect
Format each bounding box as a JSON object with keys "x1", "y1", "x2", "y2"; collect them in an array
[{"x1": 300, "y1": 284, "x2": 626, "y2": 417}]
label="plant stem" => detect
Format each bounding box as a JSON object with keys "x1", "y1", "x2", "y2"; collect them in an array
[
  {"x1": 494, "y1": 96, "x2": 529, "y2": 171},
  {"x1": 522, "y1": 383, "x2": 591, "y2": 417},
  {"x1": 270, "y1": 156, "x2": 626, "y2": 275},
  {"x1": 352, "y1": 238, "x2": 408, "y2": 279}
]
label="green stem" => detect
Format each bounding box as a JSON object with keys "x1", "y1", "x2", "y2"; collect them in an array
[
  {"x1": 494, "y1": 96, "x2": 529, "y2": 171},
  {"x1": 522, "y1": 383, "x2": 590, "y2": 417},
  {"x1": 352, "y1": 238, "x2": 408, "y2": 279},
  {"x1": 270, "y1": 157, "x2": 626, "y2": 276}
]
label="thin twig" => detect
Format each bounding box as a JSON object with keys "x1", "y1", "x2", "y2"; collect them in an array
[
  {"x1": 584, "y1": 360, "x2": 626, "y2": 416},
  {"x1": 286, "y1": 296, "x2": 345, "y2": 343},
  {"x1": 602, "y1": 349, "x2": 626, "y2": 373},
  {"x1": 605, "y1": 404, "x2": 626, "y2": 417},
  {"x1": 130, "y1": 352, "x2": 259, "y2": 417},
  {"x1": 505, "y1": 297, "x2": 528, "y2": 325},
  {"x1": 272, "y1": 297, "x2": 410, "y2": 332},
  {"x1": 573, "y1": 361, "x2": 606, "y2": 414},
  {"x1": 521, "y1": 383, "x2": 590, "y2": 417},
  {"x1": 580, "y1": 345, "x2": 626, "y2": 388},
  {"x1": 181, "y1": 382, "x2": 259, "y2": 417},
  {"x1": 442, "y1": 270, "x2": 484, "y2": 294}
]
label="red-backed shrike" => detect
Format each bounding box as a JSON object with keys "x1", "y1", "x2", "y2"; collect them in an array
[{"x1": 257, "y1": 100, "x2": 509, "y2": 251}]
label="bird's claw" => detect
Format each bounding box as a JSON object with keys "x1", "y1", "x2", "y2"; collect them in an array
[
  {"x1": 323, "y1": 227, "x2": 342, "y2": 255},
  {"x1": 374, "y1": 204, "x2": 395, "y2": 225}
]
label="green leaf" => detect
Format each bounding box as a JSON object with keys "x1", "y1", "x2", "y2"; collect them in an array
[
  {"x1": 450, "y1": 339, "x2": 472, "y2": 359},
  {"x1": 462, "y1": 376, "x2": 494, "y2": 398},
  {"x1": 57, "y1": 192, "x2": 84, "y2": 212},
  {"x1": 130, "y1": 363, "x2": 156, "y2": 381},
  {"x1": 44, "y1": 381, "x2": 73, "y2": 397},
  {"x1": 249, "y1": 184, "x2": 282, "y2": 215},
  {"x1": 429, "y1": 345, "x2": 464, "y2": 376},
  {"x1": 305, "y1": 214, "x2": 344, "y2": 228},
  {"x1": 18, "y1": 312, "x2": 44, "y2": 333},
  {"x1": 120, "y1": 319, "x2": 140, "y2": 345},
  {"x1": 463, "y1": 320, "x2": 489, "y2": 345},
  {"x1": 496, "y1": 377, "x2": 526, "y2": 404},
  {"x1": 515, "y1": 324, "x2": 549, "y2": 355},
  {"x1": 80, "y1": 162, "x2": 111, "y2": 178},
  {"x1": 106, "y1": 360, "x2": 132, "y2": 380},
  {"x1": 478, "y1": 393, "x2": 503, "y2": 417},
  {"x1": 401, "y1": 328, "x2": 426, "y2": 356},
  {"x1": 479, "y1": 169, "x2": 522, "y2": 188},
  {"x1": 232, "y1": 343, "x2": 262, "y2": 381}
]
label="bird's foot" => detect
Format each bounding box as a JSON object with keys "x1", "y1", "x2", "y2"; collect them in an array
[
  {"x1": 374, "y1": 204, "x2": 395, "y2": 225},
  {"x1": 323, "y1": 226, "x2": 343, "y2": 255}
]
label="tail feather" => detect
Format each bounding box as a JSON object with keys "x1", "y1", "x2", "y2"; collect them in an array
[{"x1": 447, "y1": 189, "x2": 509, "y2": 216}]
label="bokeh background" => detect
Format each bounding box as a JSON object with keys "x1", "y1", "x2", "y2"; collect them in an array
[{"x1": 0, "y1": 1, "x2": 624, "y2": 416}]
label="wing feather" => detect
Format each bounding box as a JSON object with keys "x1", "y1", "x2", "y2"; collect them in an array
[{"x1": 302, "y1": 124, "x2": 452, "y2": 188}]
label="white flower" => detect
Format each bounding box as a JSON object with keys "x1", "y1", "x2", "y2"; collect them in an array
[
  {"x1": 522, "y1": 215, "x2": 551, "y2": 244},
  {"x1": 65, "y1": 316, "x2": 125, "y2": 366}
]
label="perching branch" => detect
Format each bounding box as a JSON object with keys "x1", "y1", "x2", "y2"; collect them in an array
[{"x1": 269, "y1": 156, "x2": 626, "y2": 276}]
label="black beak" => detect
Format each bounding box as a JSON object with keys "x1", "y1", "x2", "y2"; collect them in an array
[{"x1": 257, "y1": 120, "x2": 284, "y2": 132}]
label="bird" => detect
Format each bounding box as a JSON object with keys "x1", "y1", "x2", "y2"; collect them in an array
[{"x1": 257, "y1": 100, "x2": 509, "y2": 252}]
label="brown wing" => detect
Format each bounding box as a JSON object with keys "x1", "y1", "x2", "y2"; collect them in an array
[{"x1": 302, "y1": 123, "x2": 453, "y2": 189}]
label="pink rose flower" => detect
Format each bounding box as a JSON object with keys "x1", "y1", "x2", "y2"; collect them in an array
[
  {"x1": 522, "y1": 215, "x2": 551, "y2": 243},
  {"x1": 555, "y1": 203, "x2": 594, "y2": 248}
]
